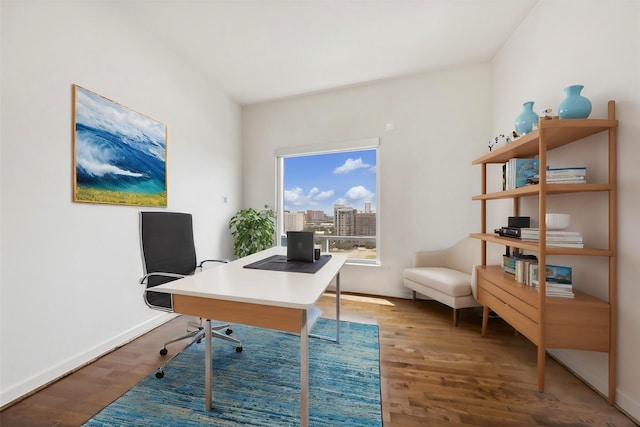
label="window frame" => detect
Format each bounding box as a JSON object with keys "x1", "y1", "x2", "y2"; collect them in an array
[{"x1": 275, "y1": 137, "x2": 380, "y2": 265}]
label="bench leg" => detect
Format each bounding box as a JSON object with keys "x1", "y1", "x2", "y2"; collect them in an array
[
  {"x1": 453, "y1": 308, "x2": 459, "y2": 327},
  {"x1": 482, "y1": 306, "x2": 489, "y2": 336},
  {"x1": 412, "y1": 290, "x2": 417, "y2": 301}
]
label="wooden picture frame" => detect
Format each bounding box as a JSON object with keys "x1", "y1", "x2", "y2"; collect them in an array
[{"x1": 72, "y1": 84, "x2": 167, "y2": 207}]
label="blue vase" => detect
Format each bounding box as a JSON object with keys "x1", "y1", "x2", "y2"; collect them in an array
[
  {"x1": 558, "y1": 85, "x2": 592, "y2": 119},
  {"x1": 515, "y1": 101, "x2": 539, "y2": 135}
]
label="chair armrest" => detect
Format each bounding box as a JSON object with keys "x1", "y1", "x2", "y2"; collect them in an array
[
  {"x1": 198, "y1": 259, "x2": 229, "y2": 269},
  {"x1": 139, "y1": 272, "x2": 186, "y2": 285}
]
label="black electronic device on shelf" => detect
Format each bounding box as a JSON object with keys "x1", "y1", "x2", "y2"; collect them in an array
[
  {"x1": 495, "y1": 227, "x2": 521, "y2": 238},
  {"x1": 494, "y1": 216, "x2": 530, "y2": 238}
]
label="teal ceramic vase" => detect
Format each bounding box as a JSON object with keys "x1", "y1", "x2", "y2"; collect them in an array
[
  {"x1": 558, "y1": 85, "x2": 592, "y2": 119},
  {"x1": 515, "y1": 101, "x2": 539, "y2": 135}
]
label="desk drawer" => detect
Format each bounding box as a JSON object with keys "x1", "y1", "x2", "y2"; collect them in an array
[
  {"x1": 479, "y1": 278, "x2": 538, "y2": 322},
  {"x1": 477, "y1": 273, "x2": 539, "y2": 345}
]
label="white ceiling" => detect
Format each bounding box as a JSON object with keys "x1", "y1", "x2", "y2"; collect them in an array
[{"x1": 116, "y1": 1, "x2": 538, "y2": 105}]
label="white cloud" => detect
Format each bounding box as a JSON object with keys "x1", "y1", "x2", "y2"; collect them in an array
[
  {"x1": 345, "y1": 185, "x2": 374, "y2": 201},
  {"x1": 333, "y1": 158, "x2": 373, "y2": 174},
  {"x1": 284, "y1": 186, "x2": 334, "y2": 207},
  {"x1": 315, "y1": 190, "x2": 334, "y2": 200},
  {"x1": 332, "y1": 185, "x2": 375, "y2": 208},
  {"x1": 284, "y1": 187, "x2": 306, "y2": 205}
]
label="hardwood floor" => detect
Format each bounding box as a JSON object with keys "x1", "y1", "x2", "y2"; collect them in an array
[{"x1": 1, "y1": 293, "x2": 636, "y2": 426}]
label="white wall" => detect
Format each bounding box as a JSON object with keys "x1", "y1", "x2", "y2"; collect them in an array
[
  {"x1": 491, "y1": 0, "x2": 640, "y2": 420},
  {"x1": 242, "y1": 64, "x2": 492, "y2": 297},
  {"x1": 3, "y1": 0, "x2": 637, "y2": 419},
  {"x1": 0, "y1": 2, "x2": 241, "y2": 406}
]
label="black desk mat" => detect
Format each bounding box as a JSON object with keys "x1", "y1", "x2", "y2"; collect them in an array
[{"x1": 243, "y1": 254, "x2": 332, "y2": 274}]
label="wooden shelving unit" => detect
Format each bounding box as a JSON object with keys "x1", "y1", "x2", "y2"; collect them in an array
[{"x1": 471, "y1": 101, "x2": 617, "y2": 403}]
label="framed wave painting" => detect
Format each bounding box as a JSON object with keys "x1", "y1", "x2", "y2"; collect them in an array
[{"x1": 72, "y1": 84, "x2": 167, "y2": 207}]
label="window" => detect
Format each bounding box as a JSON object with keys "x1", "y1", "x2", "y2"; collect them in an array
[{"x1": 276, "y1": 138, "x2": 379, "y2": 264}]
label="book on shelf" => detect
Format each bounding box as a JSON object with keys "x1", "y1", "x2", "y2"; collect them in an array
[
  {"x1": 502, "y1": 164, "x2": 507, "y2": 191},
  {"x1": 531, "y1": 264, "x2": 574, "y2": 298},
  {"x1": 547, "y1": 166, "x2": 586, "y2": 176},
  {"x1": 503, "y1": 253, "x2": 537, "y2": 279},
  {"x1": 516, "y1": 258, "x2": 538, "y2": 285},
  {"x1": 547, "y1": 242, "x2": 585, "y2": 248},
  {"x1": 519, "y1": 228, "x2": 584, "y2": 248},
  {"x1": 526, "y1": 262, "x2": 539, "y2": 286},
  {"x1": 541, "y1": 283, "x2": 575, "y2": 298},
  {"x1": 531, "y1": 264, "x2": 573, "y2": 285},
  {"x1": 527, "y1": 166, "x2": 587, "y2": 185},
  {"x1": 505, "y1": 158, "x2": 539, "y2": 190},
  {"x1": 500, "y1": 251, "x2": 576, "y2": 297},
  {"x1": 502, "y1": 255, "x2": 516, "y2": 274}
]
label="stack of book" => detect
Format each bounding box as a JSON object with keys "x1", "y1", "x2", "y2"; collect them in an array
[
  {"x1": 531, "y1": 264, "x2": 575, "y2": 298},
  {"x1": 527, "y1": 166, "x2": 587, "y2": 185},
  {"x1": 503, "y1": 253, "x2": 537, "y2": 278},
  {"x1": 547, "y1": 167, "x2": 586, "y2": 184},
  {"x1": 504, "y1": 158, "x2": 539, "y2": 190},
  {"x1": 519, "y1": 228, "x2": 584, "y2": 248}
]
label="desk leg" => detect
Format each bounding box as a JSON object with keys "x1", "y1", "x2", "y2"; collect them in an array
[
  {"x1": 300, "y1": 309, "x2": 309, "y2": 427},
  {"x1": 310, "y1": 272, "x2": 342, "y2": 343},
  {"x1": 205, "y1": 319, "x2": 212, "y2": 411},
  {"x1": 335, "y1": 272, "x2": 341, "y2": 344}
]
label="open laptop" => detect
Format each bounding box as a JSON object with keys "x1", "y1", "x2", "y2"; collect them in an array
[
  {"x1": 243, "y1": 230, "x2": 331, "y2": 273},
  {"x1": 287, "y1": 231, "x2": 315, "y2": 263}
]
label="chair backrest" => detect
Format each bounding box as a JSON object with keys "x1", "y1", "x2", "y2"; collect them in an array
[
  {"x1": 413, "y1": 237, "x2": 480, "y2": 274},
  {"x1": 444, "y1": 237, "x2": 481, "y2": 274},
  {"x1": 139, "y1": 211, "x2": 198, "y2": 309}
]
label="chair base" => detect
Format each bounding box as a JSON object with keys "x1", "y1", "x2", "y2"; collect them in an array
[{"x1": 155, "y1": 319, "x2": 242, "y2": 378}]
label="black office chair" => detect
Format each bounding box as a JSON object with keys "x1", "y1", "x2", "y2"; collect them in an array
[{"x1": 139, "y1": 211, "x2": 242, "y2": 378}]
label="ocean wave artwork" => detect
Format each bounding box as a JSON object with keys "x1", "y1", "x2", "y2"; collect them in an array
[{"x1": 73, "y1": 85, "x2": 167, "y2": 207}]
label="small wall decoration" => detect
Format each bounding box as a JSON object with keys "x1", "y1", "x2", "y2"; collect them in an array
[
  {"x1": 72, "y1": 84, "x2": 167, "y2": 207},
  {"x1": 488, "y1": 134, "x2": 512, "y2": 152}
]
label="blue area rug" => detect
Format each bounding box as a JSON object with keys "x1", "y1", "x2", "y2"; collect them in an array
[{"x1": 84, "y1": 319, "x2": 381, "y2": 426}]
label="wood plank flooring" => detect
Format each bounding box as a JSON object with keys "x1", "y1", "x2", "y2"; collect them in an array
[{"x1": 1, "y1": 293, "x2": 636, "y2": 426}]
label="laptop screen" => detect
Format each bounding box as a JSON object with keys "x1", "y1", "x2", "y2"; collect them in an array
[{"x1": 286, "y1": 231, "x2": 315, "y2": 263}]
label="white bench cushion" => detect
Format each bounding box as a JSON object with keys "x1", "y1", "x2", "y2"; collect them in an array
[{"x1": 403, "y1": 267, "x2": 472, "y2": 297}]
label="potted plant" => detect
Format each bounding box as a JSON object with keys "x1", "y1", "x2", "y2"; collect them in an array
[{"x1": 228, "y1": 204, "x2": 276, "y2": 258}]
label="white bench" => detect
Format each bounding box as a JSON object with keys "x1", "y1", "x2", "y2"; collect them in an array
[{"x1": 403, "y1": 238, "x2": 481, "y2": 326}]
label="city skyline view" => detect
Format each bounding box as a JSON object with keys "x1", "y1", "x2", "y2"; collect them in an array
[{"x1": 283, "y1": 149, "x2": 376, "y2": 215}]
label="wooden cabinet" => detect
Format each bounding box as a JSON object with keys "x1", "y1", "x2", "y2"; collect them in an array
[{"x1": 471, "y1": 101, "x2": 617, "y2": 403}]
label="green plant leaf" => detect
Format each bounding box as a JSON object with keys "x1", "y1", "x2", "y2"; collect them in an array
[{"x1": 228, "y1": 204, "x2": 276, "y2": 258}]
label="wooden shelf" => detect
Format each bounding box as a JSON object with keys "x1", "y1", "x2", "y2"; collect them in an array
[
  {"x1": 476, "y1": 266, "x2": 610, "y2": 352},
  {"x1": 472, "y1": 118, "x2": 618, "y2": 165},
  {"x1": 471, "y1": 101, "x2": 617, "y2": 403},
  {"x1": 472, "y1": 183, "x2": 612, "y2": 200},
  {"x1": 470, "y1": 233, "x2": 612, "y2": 256}
]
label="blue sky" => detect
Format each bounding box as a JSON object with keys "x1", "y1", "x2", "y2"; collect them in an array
[{"x1": 284, "y1": 149, "x2": 376, "y2": 215}]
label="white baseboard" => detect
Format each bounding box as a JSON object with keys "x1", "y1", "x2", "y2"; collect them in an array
[
  {"x1": 615, "y1": 388, "x2": 640, "y2": 425},
  {"x1": 548, "y1": 349, "x2": 640, "y2": 424},
  {"x1": 0, "y1": 313, "x2": 174, "y2": 408}
]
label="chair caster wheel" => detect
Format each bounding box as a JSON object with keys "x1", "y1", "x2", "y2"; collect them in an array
[
  {"x1": 160, "y1": 348, "x2": 168, "y2": 356},
  {"x1": 225, "y1": 328, "x2": 233, "y2": 335},
  {"x1": 155, "y1": 370, "x2": 164, "y2": 379},
  {"x1": 235, "y1": 346, "x2": 243, "y2": 353}
]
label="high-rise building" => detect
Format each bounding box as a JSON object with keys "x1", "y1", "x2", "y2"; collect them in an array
[
  {"x1": 334, "y1": 204, "x2": 376, "y2": 236},
  {"x1": 305, "y1": 210, "x2": 325, "y2": 223},
  {"x1": 283, "y1": 211, "x2": 305, "y2": 232},
  {"x1": 364, "y1": 200, "x2": 371, "y2": 213},
  {"x1": 334, "y1": 205, "x2": 356, "y2": 236},
  {"x1": 355, "y1": 212, "x2": 376, "y2": 236}
]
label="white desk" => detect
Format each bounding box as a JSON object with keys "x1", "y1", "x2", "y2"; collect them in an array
[{"x1": 152, "y1": 246, "x2": 347, "y2": 427}]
